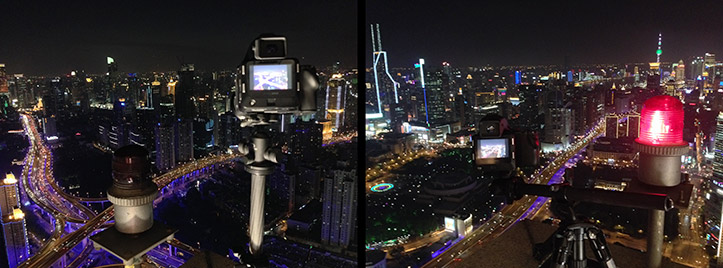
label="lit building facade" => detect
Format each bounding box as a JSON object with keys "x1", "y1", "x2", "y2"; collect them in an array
[
  {"x1": 705, "y1": 112, "x2": 723, "y2": 260},
  {"x1": 321, "y1": 169, "x2": 357, "y2": 248},
  {"x1": 369, "y1": 24, "x2": 399, "y2": 119},
  {"x1": 155, "y1": 122, "x2": 176, "y2": 171},
  {"x1": 325, "y1": 74, "x2": 347, "y2": 131},
  {"x1": 0, "y1": 174, "x2": 29, "y2": 267},
  {"x1": 0, "y1": 64, "x2": 8, "y2": 95}
]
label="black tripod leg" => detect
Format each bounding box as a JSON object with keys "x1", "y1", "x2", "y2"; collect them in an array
[
  {"x1": 587, "y1": 228, "x2": 616, "y2": 268},
  {"x1": 552, "y1": 231, "x2": 573, "y2": 268}
]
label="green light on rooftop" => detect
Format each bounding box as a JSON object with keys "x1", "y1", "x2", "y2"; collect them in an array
[{"x1": 656, "y1": 49, "x2": 662, "y2": 55}]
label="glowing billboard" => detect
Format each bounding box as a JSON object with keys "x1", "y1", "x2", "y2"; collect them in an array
[{"x1": 444, "y1": 217, "x2": 456, "y2": 232}]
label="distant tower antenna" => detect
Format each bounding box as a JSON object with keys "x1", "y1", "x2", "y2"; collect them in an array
[
  {"x1": 370, "y1": 24, "x2": 377, "y2": 52},
  {"x1": 376, "y1": 24, "x2": 383, "y2": 51},
  {"x1": 656, "y1": 33, "x2": 662, "y2": 63}
]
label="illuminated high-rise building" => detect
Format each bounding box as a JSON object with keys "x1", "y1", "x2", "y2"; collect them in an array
[
  {"x1": 543, "y1": 90, "x2": 572, "y2": 151},
  {"x1": 343, "y1": 70, "x2": 358, "y2": 132},
  {"x1": 674, "y1": 60, "x2": 685, "y2": 82},
  {"x1": 321, "y1": 169, "x2": 356, "y2": 248},
  {"x1": 424, "y1": 69, "x2": 446, "y2": 126},
  {"x1": 325, "y1": 74, "x2": 347, "y2": 131},
  {"x1": 107, "y1": 57, "x2": 118, "y2": 74},
  {"x1": 290, "y1": 120, "x2": 323, "y2": 164},
  {"x1": 705, "y1": 53, "x2": 717, "y2": 88},
  {"x1": 691, "y1": 57, "x2": 704, "y2": 80},
  {"x1": 0, "y1": 173, "x2": 29, "y2": 267},
  {"x1": 369, "y1": 24, "x2": 399, "y2": 119},
  {"x1": 9, "y1": 74, "x2": 32, "y2": 108},
  {"x1": 218, "y1": 112, "x2": 241, "y2": 149},
  {"x1": 634, "y1": 66, "x2": 640, "y2": 82},
  {"x1": 705, "y1": 112, "x2": 723, "y2": 262},
  {"x1": 151, "y1": 79, "x2": 163, "y2": 110},
  {"x1": 175, "y1": 119, "x2": 194, "y2": 163},
  {"x1": 176, "y1": 64, "x2": 197, "y2": 119},
  {"x1": 0, "y1": 64, "x2": 8, "y2": 95},
  {"x1": 107, "y1": 57, "x2": 119, "y2": 102},
  {"x1": 155, "y1": 121, "x2": 176, "y2": 171}
]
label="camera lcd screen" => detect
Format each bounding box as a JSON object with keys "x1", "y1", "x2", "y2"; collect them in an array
[
  {"x1": 250, "y1": 64, "x2": 292, "y2": 90},
  {"x1": 476, "y1": 139, "x2": 508, "y2": 159}
]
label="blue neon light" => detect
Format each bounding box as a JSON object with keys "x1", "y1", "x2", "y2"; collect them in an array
[
  {"x1": 419, "y1": 59, "x2": 429, "y2": 125},
  {"x1": 370, "y1": 183, "x2": 394, "y2": 192}
]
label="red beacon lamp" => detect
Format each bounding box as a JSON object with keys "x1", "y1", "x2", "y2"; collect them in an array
[{"x1": 634, "y1": 95, "x2": 689, "y2": 187}]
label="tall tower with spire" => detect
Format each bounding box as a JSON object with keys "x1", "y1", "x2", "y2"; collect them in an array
[
  {"x1": 370, "y1": 24, "x2": 399, "y2": 115},
  {"x1": 369, "y1": 24, "x2": 404, "y2": 131},
  {"x1": 648, "y1": 33, "x2": 663, "y2": 91},
  {"x1": 656, "y1": 32, "x2": 662, "y2": 63}
]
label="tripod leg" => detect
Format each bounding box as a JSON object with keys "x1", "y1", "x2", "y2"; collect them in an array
[
  {"x1": 552, "y1": 231, "x2": 573, "y2": 268},
  {"x1": 587, "y1": 228, "x2": 616, "y2": 268},
  {"x1": 571, "y1": 227, "x2": 587, "y2": 268}
]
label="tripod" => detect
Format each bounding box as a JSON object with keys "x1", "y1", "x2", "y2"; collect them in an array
[
  {"x1": 238, "y1": 122, "x2": 285, "y2": 261},
  {"x1": 492, "y1": 178, "x2": 673, "y2": 268},
  {"x1": 536, "y1": 199, "x2": 616, "y2": 268}
]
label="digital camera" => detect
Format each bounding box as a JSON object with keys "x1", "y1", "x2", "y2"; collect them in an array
[{"x1": 235, "y1": 35, "x2": 318, "y2": 118}]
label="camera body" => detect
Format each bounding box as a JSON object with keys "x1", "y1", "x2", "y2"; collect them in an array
[
  {"x1": 473, "y1": 116, "x2": 515, "y2": 170},
  {"x1": 473, "y1": 115, "x2": 540, "y2": 173},
  {"x1": 235, "y1": 35, "x2": 318, "y2": 121},
  {"x1": 238, "y1": 58, "x2": 300, "y2": 114}
]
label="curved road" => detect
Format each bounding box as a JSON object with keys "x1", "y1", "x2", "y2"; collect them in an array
[{"x1": 19, "y1": 143, "x2": 242, "y2": 267}]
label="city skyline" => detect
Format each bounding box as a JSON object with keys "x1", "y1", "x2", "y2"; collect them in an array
[
  {"x1": 4, "y1": 1, "x2": 723, "y2": 267},
  {"x1": 0, "y1": 1, "x2": 357, "y2": 76},
  {"x1": 366, "y1": 1, "x2": 723, "y2": 68}
]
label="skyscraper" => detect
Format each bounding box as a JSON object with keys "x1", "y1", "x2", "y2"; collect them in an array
[
  {"x1": 289, "y1": 120, "x2": 323, "y2": 164},
  {"x1": 9, "y1": 74, "x2": 31, "y2": 108},
  {"x1": 176, "y1": 64, "x2": 197, "y2": 119},
  {"x1": 543, "y1": 90, "x2": 572, "y2": 150},
  {"x1": 0, "y1": 173, "x2": 29, "y2": 267},
  {"x1": 705, "y1": 53, "x2": 717, "y2": 88},
  {"x1": 0, "y1": 64, "x2": 8, "y2": 95},
  {"x1": 369, "y1": 24, "x2": 399, "y2": 119},
  {"x1": 175, "y1": 119, "x2": 194, "y2": 163},
  {"x1": 706, "y1": 112, "x2": 723, "y2": 262},
  {"x1": 326, "y1": 74, "x2": 347, "y2": 131},
  {"x1": 321, "y1": 169, "x2": 357, "y2": 248},
  {"x1": 424, "y1": 69, "x2": 447, "y2": 126},
  {"x1": 107, "y1": 57, "x2": 119, "y2": 103},
  {"x1": 174, "y1": 64, "x2": 196, "y2": 162},
  {"x1": 155, "y1": 121, "x2": 176, "y2": 171},
  {"x1": 343, "y1": 70, "x2": 359, "y2": 132},
  {"x1": 691, "y1": 57, "x2": 704, "y2": 80}
]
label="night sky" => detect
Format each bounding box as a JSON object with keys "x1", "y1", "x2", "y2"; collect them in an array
[
  {"x1": 0, "y1": 1, "x2": 357, "y2": 76},
  {"x1": 366, "y1": 1, "x2": 723, "y2": 68}
]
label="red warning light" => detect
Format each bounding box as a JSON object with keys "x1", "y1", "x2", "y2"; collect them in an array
[{"x1": 637, "y1": 95, "x2": 684, "y2": 146}]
